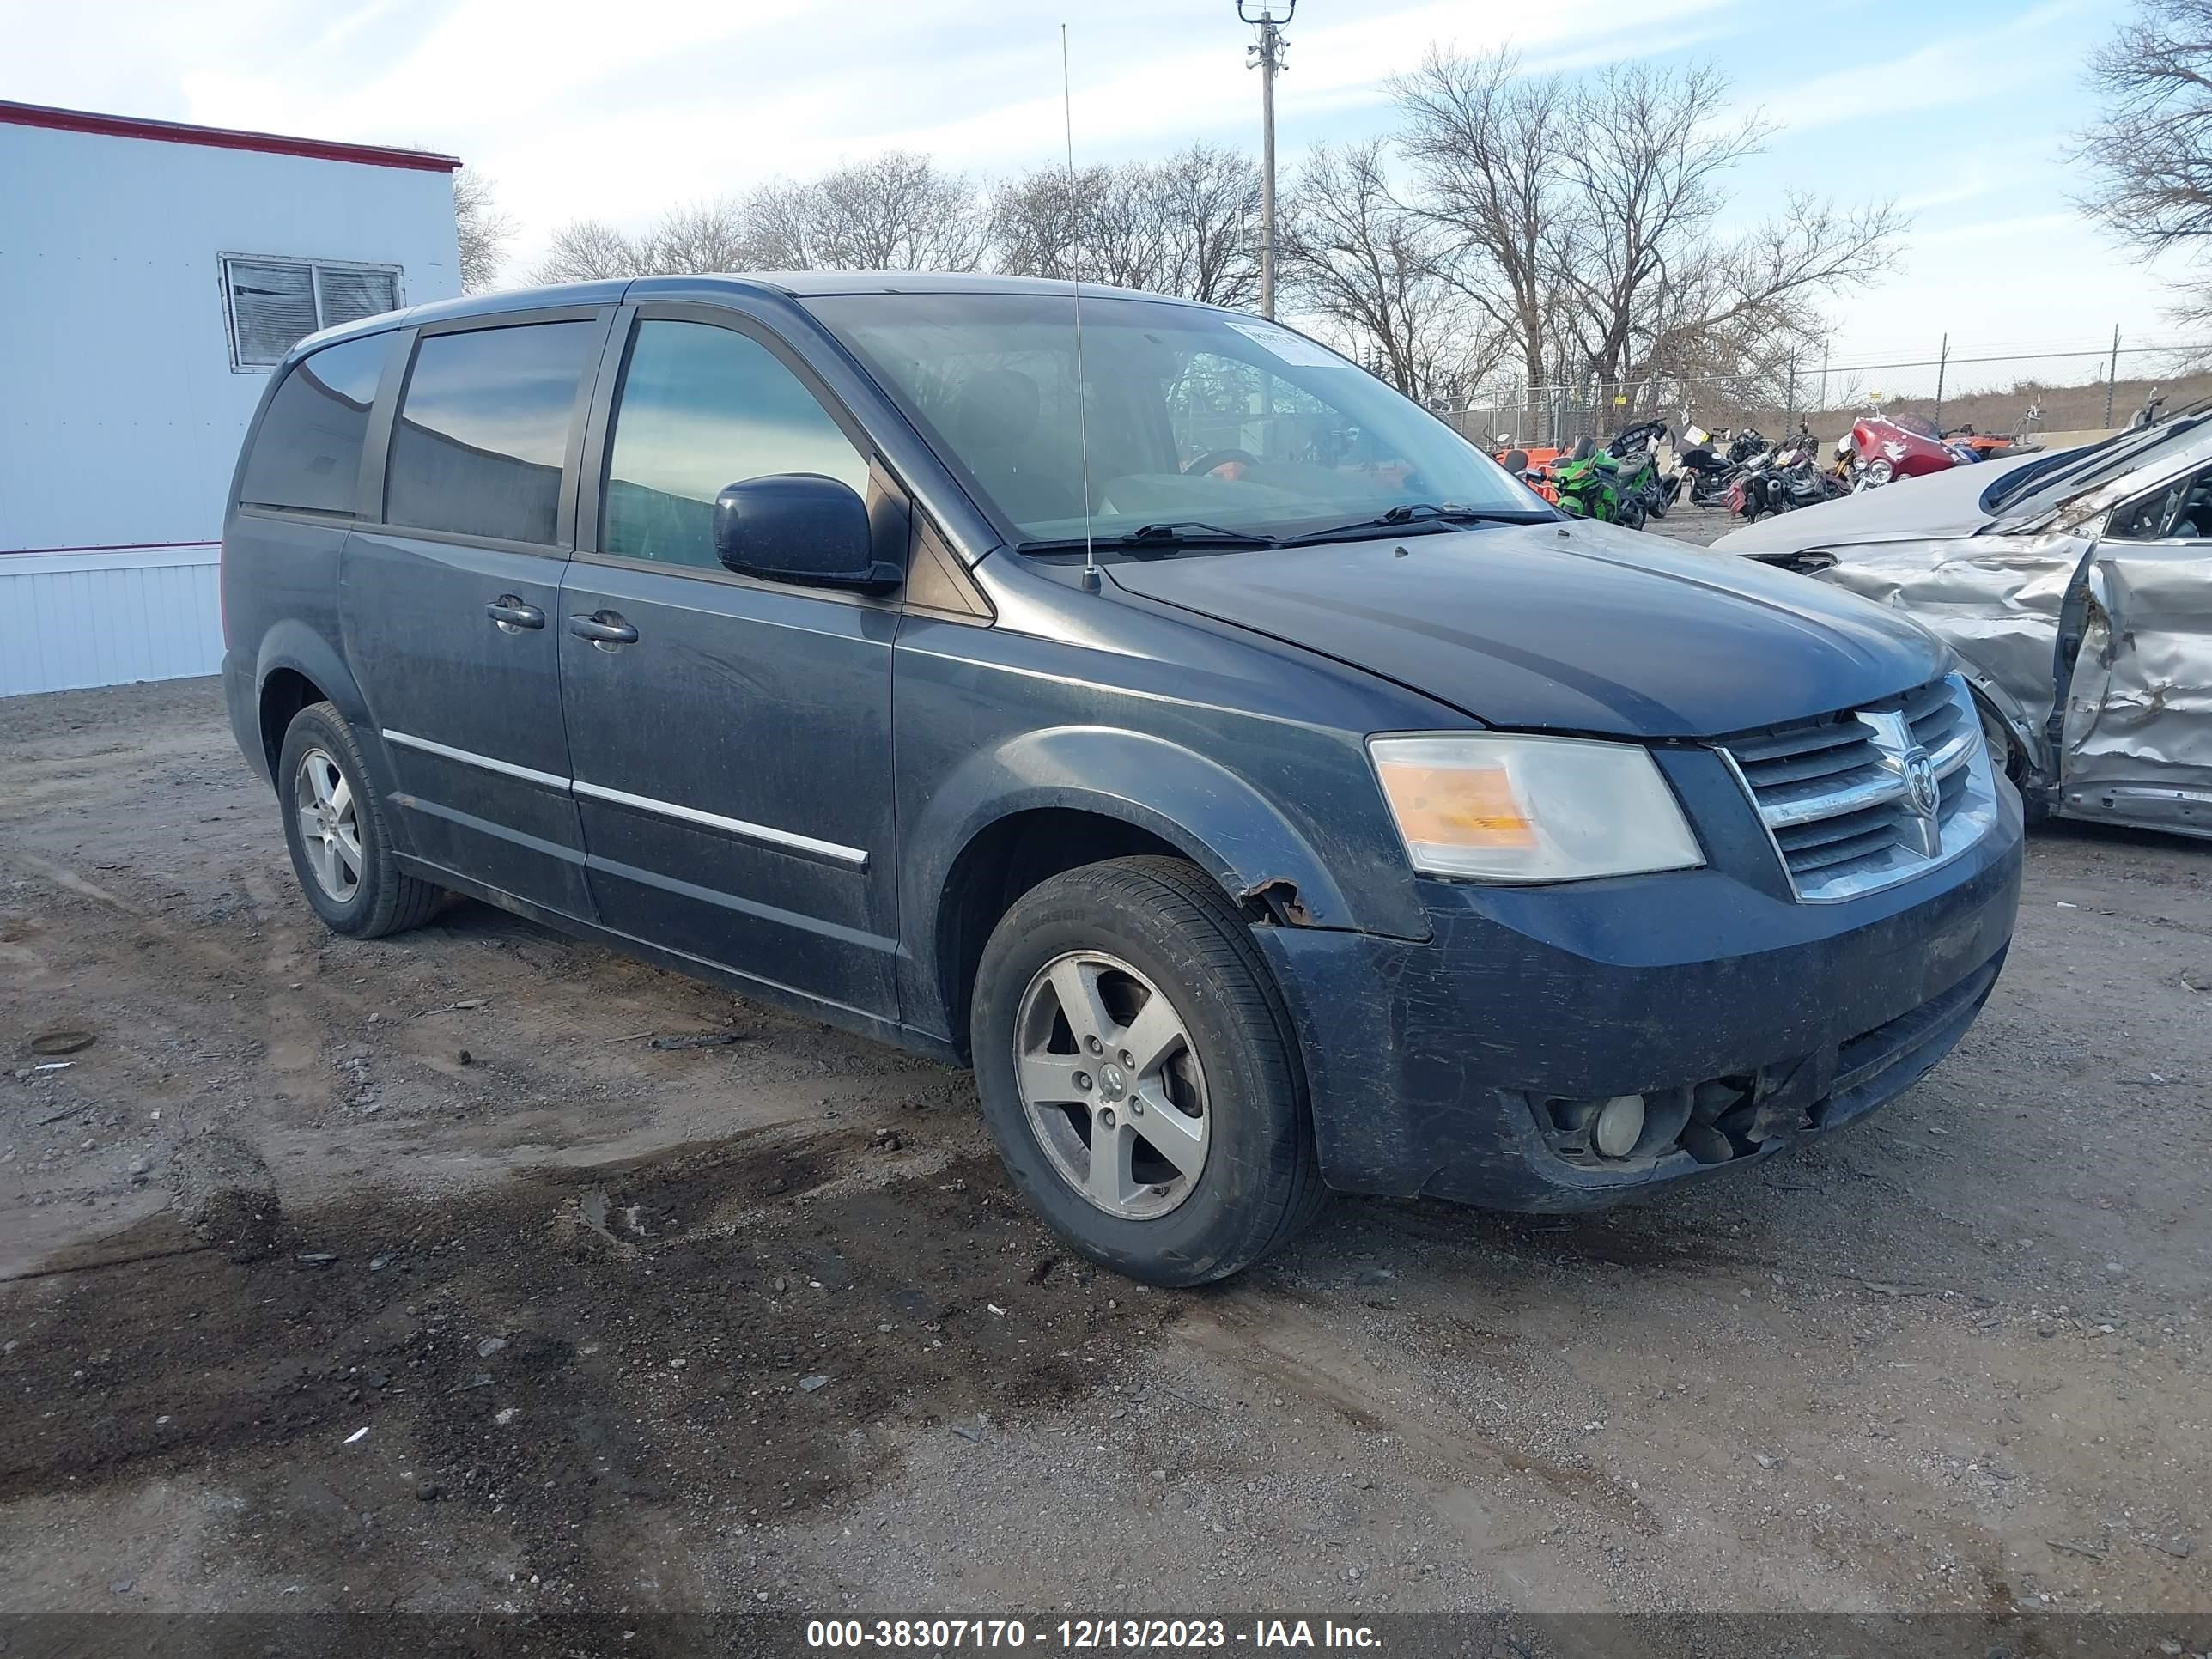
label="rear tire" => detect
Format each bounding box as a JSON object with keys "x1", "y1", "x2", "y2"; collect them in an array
[
  {"x1": 277, "y1": 702, "x2": 443, "y2": 938},
  {"x1": 970, "y1": 856, "x2": 1325, "y2": 1286}
]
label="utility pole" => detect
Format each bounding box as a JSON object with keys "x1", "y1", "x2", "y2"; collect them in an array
[
  {"x1": 1240, "y1": 1, "x2": 1293, "y2": 319},
  {"x1": 1932, "y1": 333, "x2": 1948, "y2": 430}
]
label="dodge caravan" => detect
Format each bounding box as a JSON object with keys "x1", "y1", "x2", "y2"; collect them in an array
[{"x1": 221, "y1": 275, "x2": 2023, "y2": 1285}]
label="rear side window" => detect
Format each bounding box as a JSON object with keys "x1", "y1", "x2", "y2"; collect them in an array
[
  {"x1": 237, "y1": 334, "x2": 387, "y2": 515},
  {"x1": 385, "y1": 321, "x2": 598, "y2": 545},
  {"x1": 602, "y1": 320, "x2": 870, "y2": 569}
]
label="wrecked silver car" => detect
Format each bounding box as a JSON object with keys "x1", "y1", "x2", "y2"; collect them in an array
[{"x1": 1714, "y1": 412, "x2": 2212, "y2": 839}]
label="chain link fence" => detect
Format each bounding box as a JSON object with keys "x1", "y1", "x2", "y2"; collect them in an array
[{"x1": 1437, "y1": 339, "x2": 2212, "y2": 452}]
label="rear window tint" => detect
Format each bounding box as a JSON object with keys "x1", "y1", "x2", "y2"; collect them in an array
[
  {"x1": 237, "y1": 334, "x2": 388, "y2": 515},
  {"x1": 384, "y1": 321, "x2": 597, "y2": 545}
]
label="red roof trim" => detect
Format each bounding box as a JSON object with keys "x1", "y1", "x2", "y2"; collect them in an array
[{"x1": 0, "y1": 100, "x2": 461, "y2": 173}]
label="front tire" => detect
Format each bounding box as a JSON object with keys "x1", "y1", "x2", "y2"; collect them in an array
[
  {"x1": 970, "y1": 856, "x2": 1325, "y2": 1286},
  {"x1": 276, "y1": 702, "x2": 442, "y2": 938}
]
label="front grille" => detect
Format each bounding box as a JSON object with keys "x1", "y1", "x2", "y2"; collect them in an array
[{"x1": 1723, "y1": 673, "x2": 2000, "y2": 902}]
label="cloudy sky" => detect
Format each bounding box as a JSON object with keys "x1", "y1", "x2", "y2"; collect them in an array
[{"x1": 4, "y1": 0, "x2": 2191, "y2": 393}]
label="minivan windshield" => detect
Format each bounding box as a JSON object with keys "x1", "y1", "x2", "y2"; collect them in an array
[{"x1": 808, "y1": 290, "x2": 1547, "y2": 548}]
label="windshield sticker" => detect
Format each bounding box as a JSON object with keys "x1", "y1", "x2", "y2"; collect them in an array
[{"x1": 1223, "y1": 319, "x2": 1345, "y2": 369}]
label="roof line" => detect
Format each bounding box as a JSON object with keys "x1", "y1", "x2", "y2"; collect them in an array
[{"x1": 0, "y1": 100, "x2": 462, "y2": 173}]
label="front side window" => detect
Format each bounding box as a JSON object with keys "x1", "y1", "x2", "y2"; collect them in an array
[
  {"x1": 236, "y1": 333, "x2": 388, "y2": 515},
  {"x1": 602, "y1": 320, "x2": 872, "y2": 569},
  {"x1": 384, "y1": 321, "x2": 599, "y2": 546},
  {"x1": 224, "y1": 256, "x2": 402, "y2": 370},
  {"x1": 810, "y1": 292, "x2": 1540, "y2": 545},
  {"x1": 2107, "y1": 460, "x2": 2212, "y2": 541}
]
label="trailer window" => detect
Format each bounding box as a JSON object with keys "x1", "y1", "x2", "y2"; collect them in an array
[{"x1": 223, "y1": 256, "x2": 402, "y2": 371}]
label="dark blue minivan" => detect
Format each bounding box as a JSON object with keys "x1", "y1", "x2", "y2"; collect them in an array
[{"x1": 220, "y1": 274, "x2": 2022, "y2": 1284}]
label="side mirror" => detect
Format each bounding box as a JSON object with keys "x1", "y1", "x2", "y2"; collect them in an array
[{"x1": 711, "y1": 473, "x2": 901, "y2": 592}]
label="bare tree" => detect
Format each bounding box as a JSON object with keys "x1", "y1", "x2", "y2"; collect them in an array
[
  {"x1": 989, "y1": 146, "x2": 1260, "y2": 302},
  {"x1": 759, "y1": 153, "x2": 988, "y2": 271},
  {"x1": 1551, "y1": 66, "x2": 1899, "y2": 399},
  {"x1": 638, "y1": 198, "x2": 760, "y2": 274},
  {"x1": 1149, "y1": 144, "x2": 1263, "y2": 306},
  {"x1": 2076, "y1": 0, "x2": 2212, "y2": 326},
  {"x1": 530, "y1": 219, "x2": 645, "y2": 284},
  {"x1": 988, "y1": 165, "x2": 1097, "y2": 280},
  {"x1": 990, "y1": 162, "x2": 1172, "y2": 289},
  {"x1": 1548, "y1": 63, "x2": 1767, "y2": 392},
  {"x1": 1392, "y1": 47, "x2": 1570, "y2": 395},
  {"x1": 453, "y1": 172, "x2": 515, "y2": 293},
  {"x1": 1280, "y1": 139, "x2": 1505, "y2": 403}
]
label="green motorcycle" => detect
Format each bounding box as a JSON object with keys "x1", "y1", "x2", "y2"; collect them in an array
[{"x1": 1551, "y1": 437, "x2": 1646, "y2": 529}]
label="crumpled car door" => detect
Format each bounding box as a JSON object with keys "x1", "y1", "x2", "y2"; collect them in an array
[{"x1": 2054, "y1": 538, "x2": 2212, "y2": 836}]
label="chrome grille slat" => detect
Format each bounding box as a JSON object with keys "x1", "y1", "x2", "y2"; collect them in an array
[
  {"x1": 1791, "y1": 831, "x2": 1903, "y2": 874},
  {"x1": 1775, "y1": 805, "x2": 1895, "y2": 854},
  {"x1": 1721, "y1": 672, "x2": 2001, "y2": 902},
  {"x1": 1738, "y1": 739, "x2": 1882, "y2": 789},
  {"x1": 1729, "y1": 722, "x2": 1866, "y2": 766}
]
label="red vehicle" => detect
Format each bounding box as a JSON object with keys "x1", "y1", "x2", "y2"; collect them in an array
[{"x1": 1844, "y1": 412, "x2": 1978, "y2": 489}]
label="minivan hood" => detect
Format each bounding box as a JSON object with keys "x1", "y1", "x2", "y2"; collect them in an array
[
  {"x1": 1105, "y1": 520, "x2": 1948, "y2": 738},
  {"x1": 1711, "y1": 450, "x2": 2049, "y2": 555}
]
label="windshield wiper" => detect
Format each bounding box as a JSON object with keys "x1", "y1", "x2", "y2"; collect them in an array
[
  {"x1": 1280, "y1": 503, "x2": 1553, "y2": 546},
  {"x1": 1013, "y1": 520, "x2": 1282, "y2": 556}
]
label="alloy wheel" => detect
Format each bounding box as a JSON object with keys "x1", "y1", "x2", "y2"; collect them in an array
[
  {"x1": 292, "y1": 747, "x2": 363, "y2": 903},
  {"x1": 1013, "y1": 951, "x2": 1211, "y2": 1220}
]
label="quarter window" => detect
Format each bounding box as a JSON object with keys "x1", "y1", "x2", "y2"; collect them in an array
[
  {"x1": 384, "y1": 321, "x2": 599, "y2": 546},
  {"x1": 237, "y1": 334, "x2": 389, "y2": 515},
  {"x1": 223, "y1": 256, "x2": 402, "y2": 370},
  {"x1": 602, "y1": 320, "x2": 871, "y2": 569}
]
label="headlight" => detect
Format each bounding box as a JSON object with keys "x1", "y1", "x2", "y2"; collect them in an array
[{"x1": 1369, "y1": 734, "x2": 1704, "y2": 882}]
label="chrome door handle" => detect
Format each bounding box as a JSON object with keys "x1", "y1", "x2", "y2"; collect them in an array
[
  {"x1": 485, "y1": 597, "x2": 545, "y2": 632},
  {"x1": 568, "y1": 611, "x2": 639, "y2": 647}
]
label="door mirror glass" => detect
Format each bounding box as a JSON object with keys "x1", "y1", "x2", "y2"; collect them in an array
[{"x1": 713, "y1": 473, "x2": 898, "y2": 591}]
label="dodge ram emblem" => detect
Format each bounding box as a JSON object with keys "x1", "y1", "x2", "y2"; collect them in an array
[{"x1": 1904, "y1": 750, "x2": 1941, "y2": 823}]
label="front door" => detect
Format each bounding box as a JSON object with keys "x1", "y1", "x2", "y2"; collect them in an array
[
  {"x1": 2054, "y1": 458, "x2": 2212, "y2": 835},
  {"x1": 556, "y1": 307, "x2": 902, "y2": 1018},
  {"x1": 343, "y1": 310, "x2": 611, "y2": 916}
]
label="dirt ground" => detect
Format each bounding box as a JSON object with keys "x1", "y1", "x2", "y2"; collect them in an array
[{"x1": 3, "y1": 611, "x2": 2209, "y2": 1638}]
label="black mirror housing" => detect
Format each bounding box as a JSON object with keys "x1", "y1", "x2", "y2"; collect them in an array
[{"x1": 712, "y1": 473, "x2": 901, "y2": 592}]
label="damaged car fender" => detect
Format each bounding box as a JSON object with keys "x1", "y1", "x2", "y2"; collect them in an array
[{"x1": 896, "y1": 721, "x2": 1426, "y2": 1045}]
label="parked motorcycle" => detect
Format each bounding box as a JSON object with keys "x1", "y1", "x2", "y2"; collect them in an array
[
  {"x1": 1677, "y1": 424, "x2": 1767, "y2": 508},
  {"x1": 1842, "y1": 411, "x2": 1978, "y2": 489},
  {"x1": 1553, "y1": 435, "x2": 1638, "y2": 526},
  {"x1": 1604, "y1": 419, "x2": 1674, "y2": 520},
  {"x1": 1729, "y1": 428, "x2": 1838, "y2": 521}
]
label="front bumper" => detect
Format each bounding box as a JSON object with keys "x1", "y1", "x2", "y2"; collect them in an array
[{"x1": 1254, "y1": 758, "x2": 2024, "y2": 1210}]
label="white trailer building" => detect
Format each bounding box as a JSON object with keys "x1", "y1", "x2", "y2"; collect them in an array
[{"x1": 0, "y1": 100, "x2": 463, "y2": 697}]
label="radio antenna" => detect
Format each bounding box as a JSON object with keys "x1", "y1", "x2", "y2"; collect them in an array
[{"x1": 1061, "y1": 23, "x2": 1099, "y2": 592}]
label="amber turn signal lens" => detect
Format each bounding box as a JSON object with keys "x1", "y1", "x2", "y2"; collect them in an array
[
  {"x1": 1371, "y1": 759, "x2": 1537, "y2": 848},
  {"x1": 1368, "y1": 733, "x2": 1704, "y2": 883}
]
